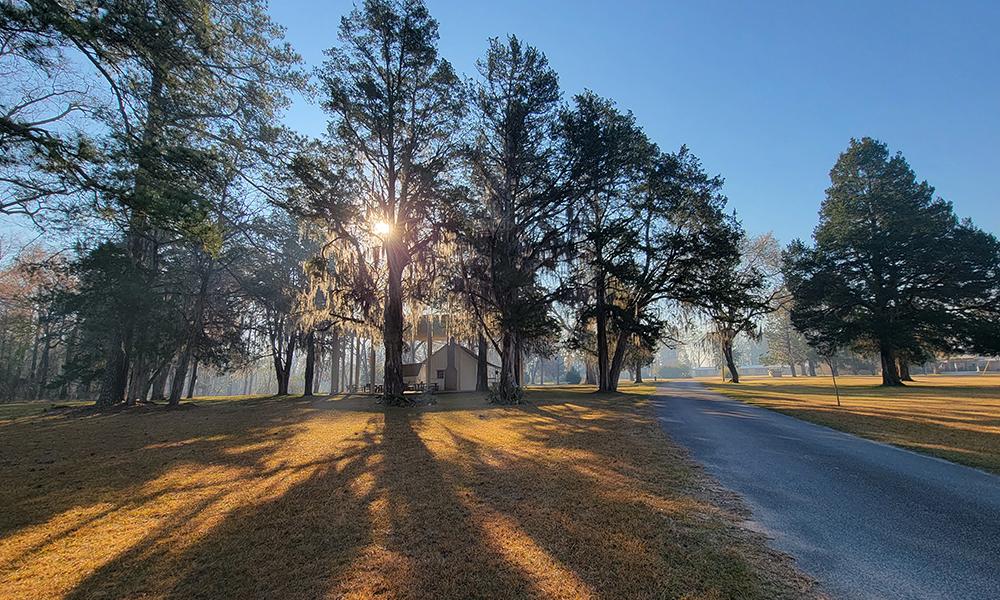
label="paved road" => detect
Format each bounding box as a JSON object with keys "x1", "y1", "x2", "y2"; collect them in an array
[{"x1": 653, "y1": 381, "x2": 1000, "y2": 600}]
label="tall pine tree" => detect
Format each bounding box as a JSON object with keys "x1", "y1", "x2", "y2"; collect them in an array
[
  {"x1": 786, "y1": 137, "x2": 1000, "y2": 386},
  {"x1": 318, "y1": 0, "x2": 465, "y2": 404},
  {"x1": 456, "y1": 35, "x2": 568, "y2": 403}
]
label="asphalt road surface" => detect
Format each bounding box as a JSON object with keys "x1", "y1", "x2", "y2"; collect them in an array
[{"x1": 653, "y1": 381, "x2": 1000, "y2": 600}]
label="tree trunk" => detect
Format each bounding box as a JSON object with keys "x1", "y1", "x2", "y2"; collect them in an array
[
  {"x1": 169, "y1": 351, "x2": 191, "y2": 405},
  {"x1": 29, "y1": 315, "x2": 40, "y2": 399},
  {"x1": 383, "y1": 244, "x2": 406, "y2": 404},
  {"x1": 476, "y1": 331, "x2": 489, "y2": 392},
  {"x1": 595, "y1": 277, "x2": 610, "y2": 391},
  {"x1": 273, "y1": 354, "x2": 285, "y2": 394},
  {"x1": 279, "y1": 368, "x2": 291, "y2": 396},
  {"x1": 275, "y1": 334, "x2": 295, "y2": 395},
  {"x1": 585, "y1": 360, "x2": 596, "y2": 385},
  {"x1": 170, "y1": 258, "x2": 210, "y2": 405},
  {"x1": 879, "y1": 345, "x2": 903, "y2": 386},
  {"x1": 353, "y1": 336, "x2": 362, "y2": 389},
  {"x1": 36, "y1": 321, "x2": 51, "y2": 399},
  {"x1": 303, "y1": 330, "x2": 316, "y2": 396},
  {"x1": 897, "y1": 358, "x2": 913, "y2": 382},
  {"x1": 369, "y1": 338, "x2": 376, "y2": 390},
  {"x1": 806, "y1": 358, "x2": 817, "y2": 377},
  {"x1": 723, "y1": 341, "x2": 740, "y2": 383},
  {"x1": 338, "y1": 332, "x2": 346, "y2": 392},
  {"x1": 126, "y1": 357, "x2": 150, "y2": 406},
  {"x1": 139, "y1": 364, "x2": 157, "y2": 403},
  {"x1": 149, "y1": 364, "x2": 170, "y2": 401},
  {"x1": 186, "y1": 361, "x2": 198, "y2": 398},
  {"x1": 329, "y1": 327, "x2": 340, "y2": 394},
  {"x1": 515, "y1": 338, "x2": 524, "y2": 387},
  {"x1": 284, "y1": 335, "x2": 295, "y2": 393},
  {"x1": 785, "y1": 332, "x2": 797, "y2": 377},
  {"x1": 345, "y1": 334, "x2": 354, "y2": 390},
  {"x1": 495, "y1": 331, "x2": 519, "y2": 403},
  {"x1": 828, "y1": 358, "x2": 842, "y2": 406},
  {"x1": 607, "y1": 332, "x2": 629, "y2": 392},
  {"x1": 424, "y1": 313, "x2": 434, "y2": 391},
  {"x1": 97, "y1": 342, "x2": 129, "y2": 407},
  {"x1": 633, "y1": 357, "x2": 643, "y2": 384},
  {"x1": 60, "y1": 325, "x2": 79, "y2": 400}
]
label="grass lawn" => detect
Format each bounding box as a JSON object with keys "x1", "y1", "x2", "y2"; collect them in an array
[
  {"x1": 0, "y1": 400, "x2": 92, "y2": 420},
  {"x1": 700, "y1": 375, "x2": 1000, "y2": 474},
  {"x1": 0, "y1": 395, "x2": 277, "y2": 421},
  {"x1": 0, "y1": 386, "x2": 817, "y2": 599}
]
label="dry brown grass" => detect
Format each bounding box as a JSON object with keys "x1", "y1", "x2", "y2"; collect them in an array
[
  {"x1": 700, "y1": 374, "x2": 1000, "y2": 473},
  {"x1": 0, "y1": 400, "x2": 91, "y2": 420},
  {"x1": 1, "y1": 386, "x2": 817, "y2": 599}
]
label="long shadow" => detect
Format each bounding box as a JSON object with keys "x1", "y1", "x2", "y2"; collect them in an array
[
  {"x1": 716, "y1": 381, "x2": 1000, "y2": 401},
  {"x1": 8, "y1": 391, "x2": 805, "y2": 598},
  {"x1": 359, "y1": 412, "x2": 537, "y2": 598},
  {"x1": 763, "y1": 405, "x2": 1000, "y2": 467},
  {"x1": 64, "y1": 417, "x2": 383, "y2": 599},
  {"x1": 58, "y1": 410, "x2": 539, "y2": 599},
  {"x1": 0, "y1": 396, "x2": 320, "y2": 552},
  {"x1": 432, "y1": 402, "x2": 799, "y2": 599}
]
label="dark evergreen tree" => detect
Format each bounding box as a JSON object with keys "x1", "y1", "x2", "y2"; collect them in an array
[
  {"x1": 785, "y1": 138, "x2": 1000, "y2": 386},
  {"x1": 318, "y1": 0, "x2": 465, "y2": 405},
  {"x1": 561, "y1": 106, "x2": 741, "y2": 391},
  {"x1": 235, "y1": 212, "x2": 314, "y2": 396},
  {"x1": 6, "y1": 0, "x2": 303, "y2": 406},
  {"x1": 455, "y1": 35, "x2": 569, "y2": 403},
  {"x1": 560, "y1": 91, "x2": 653, "y2": 391}
]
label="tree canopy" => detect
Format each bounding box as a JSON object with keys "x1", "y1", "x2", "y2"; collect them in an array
[
  {"x1": 5, "y1": 2, "x2": 996, "y2": 408},
  {"x1": 785, "y1": 137, "x2": 1000, "y2": 385}
]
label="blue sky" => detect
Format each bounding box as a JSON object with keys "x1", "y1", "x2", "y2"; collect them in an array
[{"x1": 269, "y1": 0, "x2": 999, "y2": 243}]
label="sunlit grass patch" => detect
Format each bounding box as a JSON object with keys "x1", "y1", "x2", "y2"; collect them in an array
[
  {"x1": 701, "y1": 375, "x2": 1000, "y2": 473},
  {"x1": 1, "y1": 387, "x2": 817, "y2": 599}
]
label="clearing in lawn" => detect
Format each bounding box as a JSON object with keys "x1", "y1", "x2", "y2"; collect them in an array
[
  {"x1": 701, "y1": 375, "x2": 1000, "y2": 474},
  {"x1": 0, "y1": 386, "x2": 818, "y2": 599}
]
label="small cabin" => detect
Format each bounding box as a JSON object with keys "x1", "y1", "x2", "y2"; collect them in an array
[{"x1": 403, "y1": 339, "x2": 498, "y2": 392}]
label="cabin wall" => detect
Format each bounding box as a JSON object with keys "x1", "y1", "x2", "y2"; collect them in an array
[{"x1": 417, "y1": 345, "x2": 483, "y2": 391}]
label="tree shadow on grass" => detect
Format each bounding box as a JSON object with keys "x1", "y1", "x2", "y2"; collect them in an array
[
  {"x1": 56, "y1": 410, "x2": 540, "y2": 599},
  {"x1": 7, "y1": 392, "x2": 811, "y2": 599},
  {"x1": 0, "y1": 396, "x2": 327, "y2": 573},
  {"x1": 352, "y1": 412, "x2": 539, "y2": 599},
  {"x1": 63, "y1": 417, "x2": 383, "y2": 599},
  {"x1": 761, "y1": 404, "x2": 1000, "y2": 470},
  {"x1": 430, "y1": 402, "x2": 811, "y2": 599}
]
